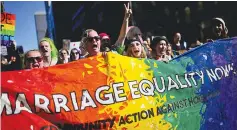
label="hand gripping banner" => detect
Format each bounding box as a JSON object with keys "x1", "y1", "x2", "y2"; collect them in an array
[{"x1": 1, "y1": 38, "x2": 237, "y2": 130}]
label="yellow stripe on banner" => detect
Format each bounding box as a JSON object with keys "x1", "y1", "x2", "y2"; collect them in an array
[{"x1": 2, "y1": 24, "x2": 15, "y2": 31}]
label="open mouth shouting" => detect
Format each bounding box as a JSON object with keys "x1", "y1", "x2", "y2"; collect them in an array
[
  {"x1": 132, "y1": 49, "x2": 141, "y2": 57},
  {"x1": 134, "y1": 50, "x2": 140, "y2": 54},
  {"x1": 32, "y1": 63, "x2": 40, "y2": 68},
  {"x1": 92, "y1": 44, "x2": 98, "y2": 50},
  {"x1": 41, "y1": 50, "x2": 50, "y2": 57}
]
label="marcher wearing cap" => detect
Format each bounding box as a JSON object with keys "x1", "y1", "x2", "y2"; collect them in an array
[
  {"x1": 99, "y1": 32, "x2": 111, "y2": 52},
  {"x1": 125, "y1": 38, "x2": 147, "y2": 58},
  {"x1": 151, "y1": 36, "x2": 170, "y2": 62}
]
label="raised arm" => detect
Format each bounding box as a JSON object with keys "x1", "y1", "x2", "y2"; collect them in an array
[{"x1": 115, "y1": 2, "x2": 132, "y2": 47}]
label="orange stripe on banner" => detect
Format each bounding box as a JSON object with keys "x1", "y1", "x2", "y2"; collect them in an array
[
  {"x1": 6, "y1": 20, "x2": 15, "y2": 25},
  {"x1": 1, "y1": 20, "x2": 16, "y2": 25}
]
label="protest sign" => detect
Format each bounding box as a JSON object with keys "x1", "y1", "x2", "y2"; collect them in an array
[
  {"x1": 1, "y1": 46, "x2": 8, "y2": 55},
  {"x1": 1, "y1": 12, "x2": 16, "y2": 47},
  {"x1": 1, "y1": 38, "x2": 237, "y2": 130},
  {"x1": 69, "y1": 41, "x2": 81, "y2": 53}
]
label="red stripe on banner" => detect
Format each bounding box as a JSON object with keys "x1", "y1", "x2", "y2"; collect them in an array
[{"x1": 1, "y1": 12, "x2": 16, "y2": 25}]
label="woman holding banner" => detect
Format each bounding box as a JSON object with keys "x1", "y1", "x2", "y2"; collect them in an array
[{"x1": 125, "y1": 38, "x2": 147, "y2": 58}]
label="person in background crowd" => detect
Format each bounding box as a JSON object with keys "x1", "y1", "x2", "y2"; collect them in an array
[
  {"x1": 166, "y1": 43, "x2": 175, "y2": 60},
  {"x1": 6, "y1": 40, "x2": 22, "y2": 71},
  {"x1": 70, "y1": 48, "x2": 81, "y2": 61},
  {"x1": 127, "y1": 26, "x2": 143, "y2": 43},
  {"x1": 125, "y1": 38, "x2": 147, "y2": 58},
  {"x1": 79, "y1": 44, "x2": 89, "y2": 58},
  {"x1": 62, "y1": 39, "x2": 70, "y2": 50},
  {"x1": 57, "y1": 49, "x2": 70, "y2": 64},
  {"x1": 99, "y1": 33, "x2": 111, "y2": 52},
  {"x1": 171, "y1": 32, "x2": 187, "y2": 55},
  {"x1": 207, "y1": 17, "x2": 229, "y2": 42},
  {"x1": 1, "y1": 55, "x2": 9, "y2": 71},
  {"x1": 58, "y1": 39, "x2": 70, "y2": 57},
  {"x1": 151, "y1": 36, "x2": 170, "y2": 62},
  {"x1": 143, "y1": 40, "x2": 152, "y2": 56},
  {"x1": 1, "y1": 55, "x2": 8, "y2": 65},
  {"x1": 39, "y1": 37, "x2": 58, "y2": 67},
  {"x1": 24, "y1": 50, "x2": 43, "y2": 69},
  {"x1": 189, "y1": 39, "x2": 203, "y2": 50},
  {"x1": 143, "y1": 33, "x2": 153, "y2": 57}
]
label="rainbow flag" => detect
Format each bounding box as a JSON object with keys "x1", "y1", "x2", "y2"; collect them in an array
[
  {"x1": 1, "y1": 38, "x2": 237, "y2": 130},
  {"x1": 1, "y1": 12, "x2": 16, "y2": 46}
]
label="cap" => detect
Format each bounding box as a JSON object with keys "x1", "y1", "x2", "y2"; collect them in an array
[
  {"x1": 99, "y1": 33, "x2": 110, "y2": 40},
  {"x1": 212, "y1": 17, "x2": 228, "y2": 35},
  {"x1": 212, "y1": 17, "x2": 226, "y2": 28},
  {"x1": 151, "y1": 36, "x2": 168, "y2": 49}
]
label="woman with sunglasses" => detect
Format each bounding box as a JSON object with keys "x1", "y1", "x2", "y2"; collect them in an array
[
  {"x1": 81, "y1": 29, "x2": 102, "y2": 58},
  {"x1": 24, "y1": 50, "x2": 44, "y2": 69},
  {"x1": 70, "y1": 48, "x2": 81, "y2": 61}
]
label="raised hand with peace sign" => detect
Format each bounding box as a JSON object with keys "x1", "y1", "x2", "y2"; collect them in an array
[
  {"x1": 124, "y1": 2, "x2": 132, "y2": 20},
  {"x1": 114, "y1": 2, "x2": 133, "y2": 53}
]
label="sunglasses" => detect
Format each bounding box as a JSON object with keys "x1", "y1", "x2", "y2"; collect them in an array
[
  {"x1": 26, "y1": 56, "x2": 42, "y2": 63},
  {"x1": 86, "y1": 36, "x2": 101, "y2": 42},
  {"x1": 71, "y1": 52, "x2": 79, "y2": 55}
]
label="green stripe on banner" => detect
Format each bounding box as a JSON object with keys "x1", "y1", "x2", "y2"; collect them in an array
[{"x1": 0, "y1": 29, "x2": 15, "y2": 36}]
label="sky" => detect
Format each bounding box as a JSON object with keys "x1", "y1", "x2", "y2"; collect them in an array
[{"x1": 4, "y1": 1, "x2": 45, "y2": 52}]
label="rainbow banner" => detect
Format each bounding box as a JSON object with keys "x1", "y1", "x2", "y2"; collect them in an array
[
  {"x1": 1, "y1": 12, "x2": 16, "y2": 46},
  {"x1": 1, "y1": 38, "x2": 237, "y2": 130}
]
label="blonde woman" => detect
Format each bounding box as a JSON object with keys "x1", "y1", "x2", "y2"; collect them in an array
[
  {"x1": 126, "y1": 38, "x2": 147, "y2": 58},
  {"x1": 39, "y1": 37, "x2": 58, "y2": 67}
]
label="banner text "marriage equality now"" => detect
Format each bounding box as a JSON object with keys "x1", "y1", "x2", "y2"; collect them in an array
[{"x1": 0, "y1": 63, "x2": 234, "y2": 115}]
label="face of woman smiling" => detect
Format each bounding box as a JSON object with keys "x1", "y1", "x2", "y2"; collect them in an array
[{"x1": 130, "y1": 41, "x2": 142, "y2": 58}]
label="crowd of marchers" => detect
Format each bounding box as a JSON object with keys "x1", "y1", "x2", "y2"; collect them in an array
[{"x1": 1, "y1": 3, "x2": 229, "y2": 71}]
